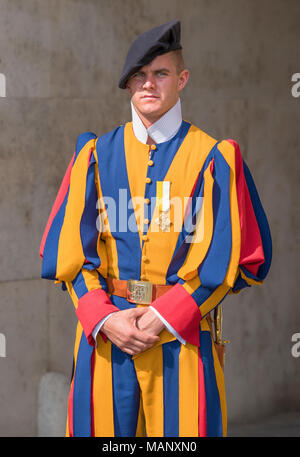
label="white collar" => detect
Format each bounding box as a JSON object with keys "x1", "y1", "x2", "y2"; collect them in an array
[{"x1": 131, "y1": 98, "x2": 182, "y2": 144}]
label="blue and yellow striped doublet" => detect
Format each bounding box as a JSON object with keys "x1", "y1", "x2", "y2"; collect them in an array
[{"x1": 40, "y1": 120, "x2": 272, "y2": 437}]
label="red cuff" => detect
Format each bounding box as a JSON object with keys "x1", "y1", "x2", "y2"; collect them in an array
[
  {"x1": 76, "y1": 288, "x2": 119, "y2": 346},
  {"x1": 151, "y1": 283, "x2": 202, "y2": 346},
  {"x1": 228, "y1": 139, "x2": 265, "y2": 275}
]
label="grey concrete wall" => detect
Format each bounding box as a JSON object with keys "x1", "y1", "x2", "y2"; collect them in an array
[{"x1": 0, "y1": 0, "x2": 299, "y2": 436}]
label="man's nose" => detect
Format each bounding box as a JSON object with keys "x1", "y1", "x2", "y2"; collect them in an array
[{"x1": 143, "y1": 75, "x2": 156, "y2": 89}]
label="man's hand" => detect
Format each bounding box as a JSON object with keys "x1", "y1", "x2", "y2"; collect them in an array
[
  {"x1": 101, "y1": 307, "x2": 160, "y2": 356},
  {"x1": 136, "y1": 308, "x2": 165, "y2": 336}
]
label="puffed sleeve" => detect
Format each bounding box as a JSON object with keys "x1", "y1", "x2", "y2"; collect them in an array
[
  {"x1": 150, "y1": 139, "x2": 272, "y2": 347},
  {"x1": 39, "y1": 132, "x2": 119, "y2": 346}
]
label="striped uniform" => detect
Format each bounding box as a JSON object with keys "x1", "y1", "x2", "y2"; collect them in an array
[{"x1": 40, "y1": 120, "x2": 272, "y2": 437}]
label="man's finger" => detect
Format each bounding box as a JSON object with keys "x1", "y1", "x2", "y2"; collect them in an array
[
  {"x1": 129, "y1": 327, "x2": 160, "y2": 344},
  {"x1": 129, "y1": 307, "x2": 149, "y2": 319},
  {"x1": 122, "y1": 340, "x2": 156, "y2": 356}
]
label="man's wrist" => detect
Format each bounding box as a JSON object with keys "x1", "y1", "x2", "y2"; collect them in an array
[
  {"x1": 149, "y1": 306, "x2": 186, "y2": 344},
  {"x1": 137, "y1": 307, "x2": 165, "y2": 334},
  {"x1": 101, "y1": 311, "x2": 118, "y2": 332},
  {"x1": 92, "y1": 313, "x2": 115, "y2": 342}
]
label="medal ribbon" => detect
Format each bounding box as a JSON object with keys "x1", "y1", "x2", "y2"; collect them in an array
[{"x1": 157, "y1": 181, "x2": 170, "y2": 212}]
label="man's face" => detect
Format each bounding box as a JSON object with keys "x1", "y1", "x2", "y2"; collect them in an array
[{"x1": 126, "y1": 52, "x2": 189, "y2": 124}]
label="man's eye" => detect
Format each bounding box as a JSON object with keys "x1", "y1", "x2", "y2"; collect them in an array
[{"x1": 133, "y1": 72, "x2": 144, "y2": 78}]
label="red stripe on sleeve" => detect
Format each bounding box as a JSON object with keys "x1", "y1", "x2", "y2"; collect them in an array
[
  {"x1": 39, "y1": 153, "x2": 75, "y2": 258},
  {"x1": 76, "y1": 289, "x2": 119, "y2": 346},
  {"x1": 227, "y1": 139, "x2": 265, "y2": 276},
  {"x1": 151, "y1": 283, "x2": 202, "y2": 346}
]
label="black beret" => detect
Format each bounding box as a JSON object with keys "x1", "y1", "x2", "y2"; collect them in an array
[{"x1": 118, "y1": 20, "x2": 182, "y2": 89}]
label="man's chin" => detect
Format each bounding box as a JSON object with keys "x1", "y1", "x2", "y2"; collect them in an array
[{"x1": 137, "y1": 101, "x2": 162, "y2": 116}]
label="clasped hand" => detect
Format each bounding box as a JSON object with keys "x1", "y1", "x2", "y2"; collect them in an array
[{"x1": 101, "y1": 307, "x2": 165, "y2": 356}]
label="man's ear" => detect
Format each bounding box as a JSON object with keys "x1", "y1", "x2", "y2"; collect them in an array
[
  {"x1": 178, "y1": 69, "x2": 189, "y2": 92},
  {"x1": 125, "y1": 83, "x2": 132, "y2": 95}
]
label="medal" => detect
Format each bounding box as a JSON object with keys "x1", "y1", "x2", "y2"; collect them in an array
[
  {"x1": 155, "y1": 212, "x2": 171, "y2": 231},
  {"x1": 155, "y1": 181, "x2": 171, "y2": 231}
]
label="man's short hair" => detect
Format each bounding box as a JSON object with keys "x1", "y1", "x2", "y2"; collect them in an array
[{"x1": 170, "y1": 49, "x2": 185, "y2": 74}]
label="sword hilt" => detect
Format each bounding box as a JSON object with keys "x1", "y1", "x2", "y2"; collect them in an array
[{"x1": 213, "y1": 305, "x2": 230, "y2": 346}]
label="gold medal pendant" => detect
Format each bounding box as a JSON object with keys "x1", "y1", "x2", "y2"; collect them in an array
[
  {"x1": 155, "y1": 212, "x2": 171, "y2": 232},
  {"x1": 155, "y1": 181, "x2": 171, "y2": 231}
]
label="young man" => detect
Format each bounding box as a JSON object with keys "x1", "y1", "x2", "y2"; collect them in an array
[{"x1": 40, "y1": 20, "x2": 272, "y2": 437}]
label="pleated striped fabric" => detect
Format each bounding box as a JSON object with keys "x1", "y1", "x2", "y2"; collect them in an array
[
  {"x1": 40, "y1": 120, "x2": 272, "y2": 437},
  {"x1": 66, "y1": 322, "x2": 226, "y2": 437}
]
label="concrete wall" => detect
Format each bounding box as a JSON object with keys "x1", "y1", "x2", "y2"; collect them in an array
[{"x1": 0, "y1": 0, "x2": 299, "y2": 436}]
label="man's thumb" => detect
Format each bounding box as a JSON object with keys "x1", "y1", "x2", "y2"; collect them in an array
[{"x1": 133, "y1": 306, "x2": 149, "y2": 316}]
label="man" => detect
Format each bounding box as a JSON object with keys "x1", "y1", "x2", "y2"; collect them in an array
[{"x1": 40, "y1": 21, "x2": 272, "y2": 437}]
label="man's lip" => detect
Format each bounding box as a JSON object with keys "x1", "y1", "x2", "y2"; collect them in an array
[{"x1": 142, "y1": 95, "x2": 159, "y2": 98}]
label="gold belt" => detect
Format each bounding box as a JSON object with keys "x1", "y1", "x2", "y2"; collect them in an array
[{"x1": 106, "y1": 277, "x2": 173, "y2": 305}]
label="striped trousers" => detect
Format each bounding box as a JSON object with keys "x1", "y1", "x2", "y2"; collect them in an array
[{"x1": 66, "y1": 317, "x2": 227, "y2": 437}]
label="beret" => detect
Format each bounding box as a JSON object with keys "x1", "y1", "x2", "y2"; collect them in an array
[{"x1": 118, "y1": 20, "x2": 182, "y2": 89}]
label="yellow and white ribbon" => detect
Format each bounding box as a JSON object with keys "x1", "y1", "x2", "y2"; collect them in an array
[
  {"x1": 156, "y1": 181, "x2": 170, "y2": 212},
  {"x1": 156, "y1": 181, "x2": 171, "y2": 231}
]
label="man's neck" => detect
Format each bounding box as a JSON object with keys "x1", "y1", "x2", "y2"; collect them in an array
[
  {"x1": 131, "y1": 98, "x2": 182, "y2": 145},
  {"x1": 146, "y1": 135, "x2": 156, "y2": 145},
  {"x1": 133, "y1": 107, "x2": 169, "y2": 130}
]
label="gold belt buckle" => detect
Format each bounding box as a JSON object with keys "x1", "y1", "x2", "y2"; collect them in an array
[{"x1": 127, "y1": 280, "x2": 153, "y2": 305}]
